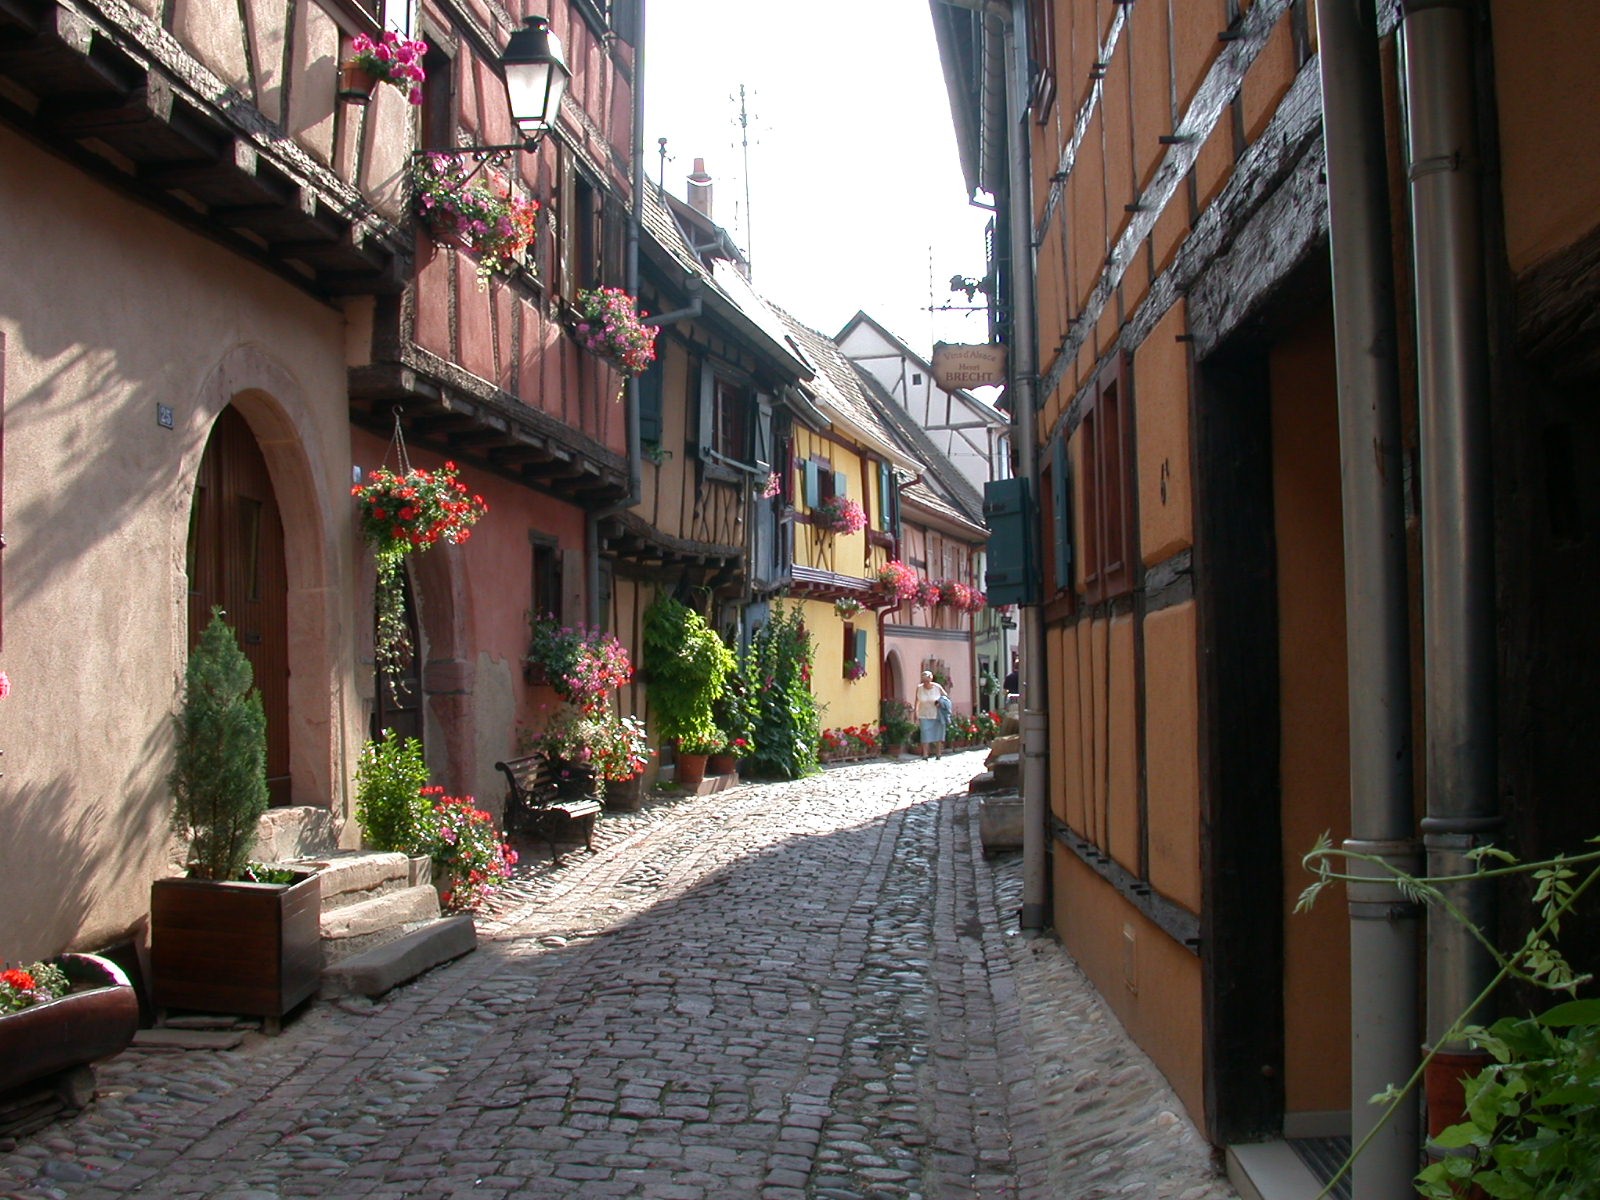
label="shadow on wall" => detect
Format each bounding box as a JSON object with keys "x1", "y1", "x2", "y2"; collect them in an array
[{"x1": 1, "y1": 717, "x2": 176, "y2": 963}]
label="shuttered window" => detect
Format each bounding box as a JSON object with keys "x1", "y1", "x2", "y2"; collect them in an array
[{"x1": 1080, "y1": 355, "x2": 1134, "y2": 603}]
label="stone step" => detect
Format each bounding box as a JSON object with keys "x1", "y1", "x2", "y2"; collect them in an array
[
  {"x1": 309, "y1": 851, "x2": 429, "y2": 912},
  {"x1": 978, "y1": 793, "x2": 1024, "y2": 854},
  {"x1": 320, "y1": 916, "x2": 477, "y2": 1000},
  {"x1": 320, "y1": 884, "x2": 442, "y2": 965},
  {"x1": 967, "y1": 770, "x2": 1008, "y2": 794}
]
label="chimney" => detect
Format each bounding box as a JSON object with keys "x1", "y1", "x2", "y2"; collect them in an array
[{"x1": 687, "y1": 158, "x2": 713, "y2": 219}]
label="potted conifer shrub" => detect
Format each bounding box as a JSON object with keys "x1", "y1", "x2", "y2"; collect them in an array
[{"x1": 149, "y1": 609, "x2": 321, "y2": 1025}]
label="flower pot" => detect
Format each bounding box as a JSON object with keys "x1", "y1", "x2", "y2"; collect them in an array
[
  {"x1": 604, "y1": 773, "x2": 646, "y2": 811},
  {"x1": 0, "y1": 954, "x2": 138, "y2": 1097},
  {"x1": 706, "y1": 753, "x2": 737, "y2": 776},
  {"x1": 338, "y1": 61, "x2": 378, "y2": 103},
  {"x1": 150, "y1": 871, "x2": 321, "y2": 1021},
  {"x1": 884, "y1": 743, "x2": 904, "y2": 758},
  {"x1": 675, "y1": 753, "x2": 708, "y2": 786}
]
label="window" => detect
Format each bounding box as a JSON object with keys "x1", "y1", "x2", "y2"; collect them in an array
[
  {"x1": 842, "y1": 622, "x2": 867, "y2": 679},
  {"x1": 1026, "y1": 0, "x2": 1056, "y2": 122},
  {"x1": 1079, "y1": 356, "x2": 1134, "y2": 603},
  {"x1": 800, "y1": 456, "x2": 849, "y2": 511},
  {"x1": 553, "y1": 153, "x2": 618, "y2": 301},
  {"x1": 877, "y1": 461, "x2": 899, "y2": 533},
  {"x1": 420, "y1": 40, "x2": 454, "y2": 151},
  {"x1": 638, "y1": 358, "x2": 664, "y2": 446},
  {"x1": 1048, "y1": 435, "x2": 1073, "y2": 596},
  {"x1": 696, "y1": 364, "x2": 759, "y2": 468},
  {"x1": 530, "y1": 535, "x2": 562, "y2": 621}
]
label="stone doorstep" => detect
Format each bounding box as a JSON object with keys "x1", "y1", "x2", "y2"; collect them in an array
[
  {"x1": 319, "y1": 915, "x2": 477, "y2": 1000},
  {"x1": 669, "y1": 771, "x2": 741, "y2": 796},
  {"x1": 306, "y1": 851, "x2": 418, "y2": 912},
  {"x1": 320, "y1": 884, "x2": 441, "y2": 949}
]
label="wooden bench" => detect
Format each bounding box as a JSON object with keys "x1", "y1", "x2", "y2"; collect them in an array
[{"x1": 493, "y1": 753, "x2": 602, "y2": 864}]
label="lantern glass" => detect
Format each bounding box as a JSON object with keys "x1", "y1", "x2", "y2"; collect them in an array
[{"x1": 502, "y1": 17, "x2": 570, "y2": 138}]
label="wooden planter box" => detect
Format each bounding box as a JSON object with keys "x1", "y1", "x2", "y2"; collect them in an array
[
  {"x1": 604, "y1": 774, "x2": 646, "y2": 811},
  {"x1": 150, "y1": 872, "x2": 321, "y2": 1020},
  {"x1": 0, "y1": 954, "x2": 138, "y2": 1096}
]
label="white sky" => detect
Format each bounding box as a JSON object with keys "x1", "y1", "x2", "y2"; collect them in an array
[{"x1": 642, "y1": 0, "x2": 996, "y2": 357}]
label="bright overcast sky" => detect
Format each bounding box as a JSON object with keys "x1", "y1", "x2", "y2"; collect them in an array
[{"x1": 642, "y1": 0, "x2": 995, "y2": 357}]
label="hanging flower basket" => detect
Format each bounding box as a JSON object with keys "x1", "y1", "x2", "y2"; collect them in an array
[
  {"x1": 834, "y1": 597, "x2": 863, "y2": 619},
  {"x1": 354, "y1": 456, "x2": 487, "y2": 683},
  {"x1": 873, "y1": 560, "x2": 917, "y2": 603},
  {"x1": 412, "y1": 153, "x2": 540, "y2": 282},
  {"x1": 343, "y1": 31, "x2": 427, "y2": 104},
  {"x1": 914, "y1": 579, "x2": 943, "y2": 608},
  {"x1": 813, "y1": 496, "x2": 867, "y2": 535},
  {"x1": 572, "y1": 287, "x2": 658, "y2": 376}
]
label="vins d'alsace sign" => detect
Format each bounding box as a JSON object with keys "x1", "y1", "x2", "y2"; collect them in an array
[{"x1": 932, "y1": 342, "x2": 1007, "y2": 391}]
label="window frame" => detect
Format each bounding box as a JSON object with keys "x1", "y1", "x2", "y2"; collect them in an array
[{"x1": 1079, "y1": 354, "x2": 1135, "y2": 604}]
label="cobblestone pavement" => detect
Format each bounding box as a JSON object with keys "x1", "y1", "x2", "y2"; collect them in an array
[{"x1": 0, "y1": 755, "x2": 1238, "y2": 1200}]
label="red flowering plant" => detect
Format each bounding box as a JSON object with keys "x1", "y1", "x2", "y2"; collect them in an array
[
  {"x1": 845, "y1": 660, "x2": 867, "y2": 682},
  {"x1": 348, "y1": 31, "x2": 427, "y2": 103},
  {"x1": 573, "y1": 287, "x2": 658, "y2": 376},
  {"x1": 914, "y1": 579, "x2": 943, "y2": 608},
  {"x1": 874, "y1": 560, "x2": 917, "y2": 603},
  {"x1": 530, "y1": 707, "x2": 653, "y2": 782},
  {"x1": 0, "y1": 961, "x2": 69, "y2": 1014},
  {"x1": 813, "y1": 496, "x2": 867, "y2": 535},
  {"x1": 412, "y1": 153, "x2": 540, "y2": 282},
  {"x1": 525, "y1": 618, "x2": 634, "y2": 712},
  {"x1": 418, "y1": 786, "x2": 516, "y2": 913},
  {"x1": 354, "y1": 459, "x2": 488, "y2": 682}
]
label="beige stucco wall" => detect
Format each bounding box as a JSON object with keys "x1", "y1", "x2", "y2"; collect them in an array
[{"x1": 0, "y1": 129, "x2": 365, "y2": 961}]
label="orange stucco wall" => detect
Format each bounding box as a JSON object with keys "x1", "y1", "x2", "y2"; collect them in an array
[
  {"x1": 1142, "y1": 600, "x2": 1202, "y2": 915},
  {"x1": 1134, "y1": 302, "x2": 1194, "y2": 565},
  {"x1": 1055, "y1": 852, "x2": 1206, "y2": 1126},
  {"x1": 1269, "y1": 310, "x2": 1353, "y2": 1117},
  {"x1": 1490, "y1": 1, "x2": 1600, "y2": 275}
]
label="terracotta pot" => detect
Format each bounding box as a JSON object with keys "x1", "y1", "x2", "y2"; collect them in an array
[
  {"x1": 0, "y1": 954, "x2": 138, "y2": 1095},
  {"x1": 676, "y1": 753, "x2": 708, "y2": 786},
  {"x1": 150, "y1": 871, "x2": 321, "y2": 1020},
  {"x1": 884, "y1": 743, "x2": 904, "y2": 758},
  {"x1": 338, "y1": 61, "x2": 378, "y2": 103},
  {"x1": 706, "y1": 753, "x2": 737, "y2": 776}
]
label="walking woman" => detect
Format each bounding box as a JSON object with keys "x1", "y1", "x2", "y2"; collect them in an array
[{"x1": 914, "y1": 670, "x2": 950, "y2": 759}]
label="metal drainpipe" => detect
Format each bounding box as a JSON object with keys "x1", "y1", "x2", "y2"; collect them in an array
[
  {"x1": 1399, "y1": 0, "x2": 1499, "y2": 1135},
  {"x1": 587, "y1": 0, "x2": 649, "y2": 628},
  {"x1": 1315, "y1": 1, "x2": 1419, "y2": 1191},
  {"x1": 1002, "y1": 0, "x2": 1047, "y2": 933}
]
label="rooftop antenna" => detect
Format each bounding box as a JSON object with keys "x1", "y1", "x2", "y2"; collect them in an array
[
  {"x1": 657, "y1": 137, "x2": 668, "y2": 194},
  {"x1": 737, "y1": 83, "x2": 754, "y2": 275}
]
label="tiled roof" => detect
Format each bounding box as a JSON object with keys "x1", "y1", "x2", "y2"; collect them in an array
[{"x1": 852, "y1": 365, "x2": 987, "y2": 527}]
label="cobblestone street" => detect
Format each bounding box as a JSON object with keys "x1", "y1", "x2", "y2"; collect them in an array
[{"x1": 0, "y1": 756, "x2": 1236, "y2": 1200}]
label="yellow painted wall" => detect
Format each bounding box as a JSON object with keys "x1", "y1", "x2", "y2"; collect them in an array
[
  {"x1": 806, "y1": 597, "x2": 879, "y2": 733},
  {"x1": 792, "y1": 426, "x2": 873, "y2": 578}
]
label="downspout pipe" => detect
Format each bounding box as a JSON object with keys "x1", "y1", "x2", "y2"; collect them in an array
[
  {"x1": 1400, "y1": 0, "x2": 1499, "y2": 1135},
  {"x1": 1315, "y1": 1, "x2": 1419, "y2": 1192},
  {"x1": 587, "y1": 0, "x2": 649, "y2": 628},
  {"x1": 1002, "y1": 0, "x2": 1047, "y2": 933}
]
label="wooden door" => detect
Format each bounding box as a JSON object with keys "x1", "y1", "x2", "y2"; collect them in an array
[{"x1": 186, "y1": 405, "x2": 291, "y2": 806}]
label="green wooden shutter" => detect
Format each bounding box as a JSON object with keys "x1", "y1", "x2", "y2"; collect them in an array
[
  {"x1": 854, "y1": 627, "x2": 868, "y2": 671},
  {"x1": 834, "y1": 470, "x2": 848, "y2": 498},
  {"x1": 983, "y1": 477, "x2": 1039, "y2": 605},
  {"x1": 804, "y1": 460, "x2": 819, "y2": 507},
  {"x1": 1052, "y1": 438, "x2": 1073, "y2": 592},
  {"x1": 638, "y1": 361, "x2": 663, "y2": 445}
]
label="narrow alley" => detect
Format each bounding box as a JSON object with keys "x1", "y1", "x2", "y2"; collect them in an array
[{"x1": 0, "y1": 759, "x2": 1234, "y2": 1200}]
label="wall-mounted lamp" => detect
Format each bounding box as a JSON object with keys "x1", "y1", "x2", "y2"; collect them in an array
[{"x1": 413, "y1": 15, "x2": 570, "y2": 167}]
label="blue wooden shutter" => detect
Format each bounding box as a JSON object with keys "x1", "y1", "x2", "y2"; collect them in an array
[
  {"x1": 696, "y1": 361, "x2": 714, "y2": 459},
  {"x1": 834, "y1": 470, "x2": 848, "y2": 498},
  {"x1": 803, "y1": 459, "x2": 819, "y2": 507},
  {"x1": 854, "y1": 627, "x2": 868, "y2": 671}
]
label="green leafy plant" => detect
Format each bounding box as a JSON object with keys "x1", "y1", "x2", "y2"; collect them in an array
[
  {"x1": 738, "y1": 599, "x2": 820, "y2": 780},
  {"x1": 170, "y1": 608, "x2": 269, "y2": 882},
  {"x1": 355, "y1": 729, "x2": 432, "y2": 853},
  {"x1": 879, "y1": 699, "x2": 916, "y2": 748},
  {"x1": 1298, "y1": 837, "x2": 1600, "y2": 1198},
  {"x1": 642, "y1": 594, "x2": 733, "y2": 752}
]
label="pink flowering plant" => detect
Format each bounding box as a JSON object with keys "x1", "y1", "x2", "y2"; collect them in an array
[
  {"x1": 813, "y1": 496, "x2": 867, "y2": 535},
  {"x1": 0, "y1": 962, "x2": 69, "y2": 1014},
  {"x1": 914, "y1": 579, "x2": 943, "y2": 608},
  {"x1": 412, "y1": 153, "x2": 540, "y2": 281},
  {"x1": 526, "y1": 617, "x2": 634, "y2": 712},
  {"x1": 354, "y1": 460, "x2": 488, "y2": 681},
  {"x1": 874, "y1": 560, "x2": 917, "y2": 602},
  {"x1": 348, "y1": 31, "x2": 427, "y2": 103},
  {"x1": 418, "y1": 786, "x2": 516, "y2": 913},
  {"x1": 530, "y1": 707, "x2": 653, "y2": 782},
  {"x1": 573, "y1": 287, "x2": 658, "y2": 376}
]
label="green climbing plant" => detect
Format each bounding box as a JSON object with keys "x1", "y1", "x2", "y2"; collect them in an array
[
  {"x1": 738, "y1": 598, "x2": 820, "y2": 780},
  {"x1": 1297, "y1": 836, "x2": 1600, "y2": 1198},
  {"x1": 642, "y1": 593, "x2": 734, "y2": 751}
]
